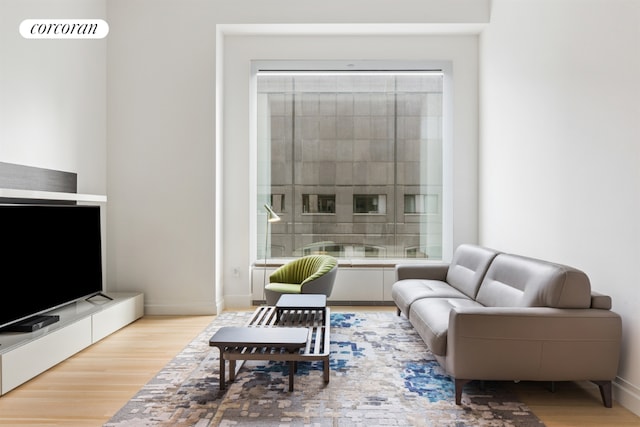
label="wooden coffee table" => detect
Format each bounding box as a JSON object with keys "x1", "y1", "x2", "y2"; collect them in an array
[
  {"x1": 209, "y1": 326, "x2": 309, "y2": 391},
  {"x1": 209, "y1": 301, "x2": 331, "y2": 393}
]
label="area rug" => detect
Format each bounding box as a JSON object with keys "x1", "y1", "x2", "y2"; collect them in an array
[{"x1": 104, "y1": 311, "x2": 545, "y2": 427}]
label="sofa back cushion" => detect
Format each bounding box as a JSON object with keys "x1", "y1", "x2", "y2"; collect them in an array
[
  {"x1": 475, "y1": 253, "x2": 592, "y2": 308},
  {"x1": 445, "y1": 244, "x2": 501, "y2": 299}
]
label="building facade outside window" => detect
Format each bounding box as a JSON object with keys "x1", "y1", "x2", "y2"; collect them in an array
[{"x1": 257, "y1": 70, "x2": 444, "y2": 260}]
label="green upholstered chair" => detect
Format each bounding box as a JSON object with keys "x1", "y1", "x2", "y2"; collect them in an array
[{"x1": 264, "y1": 255, "x2": 338, "y2": 306}]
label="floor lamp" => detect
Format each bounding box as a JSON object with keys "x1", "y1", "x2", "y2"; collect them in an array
[{"x1": 263, "y1": 204, "x2": 281, "y2": 302}]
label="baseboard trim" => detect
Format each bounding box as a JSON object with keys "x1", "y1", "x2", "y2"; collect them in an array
[
  {"x1": 614, "y1": 376, "x2": 640, "y2": 416},
  {"x1": 143, "y1": 303, "x2": 217, "y2": 316}
]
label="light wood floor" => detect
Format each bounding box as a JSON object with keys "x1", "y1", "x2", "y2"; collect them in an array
[{"x1": 0, "y1": 309, "x2": 638, "y2": 427}]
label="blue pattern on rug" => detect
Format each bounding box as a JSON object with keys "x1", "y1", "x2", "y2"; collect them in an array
[
  {"x1": 105, "y1": 311, "x2": 546, "y2": 427},
  {"x1": 402, "y1": 360, "x2": 455, "y2": 402}
]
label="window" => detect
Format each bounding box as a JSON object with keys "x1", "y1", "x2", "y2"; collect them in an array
[
  {"x1": 354, "y1": 195, "x2": 386, "y2": 214},
  {"x1": 270, "y1": 194, "x2": 285, "y2": 213},
  {"x1": 404, "y1": 194, "x2": 439, "y2": 214},
  {"x1": 405, "y1": 246, "x2": 429, "y2": 258},
  {"x1": 302, "y1": 194, "x2": 335, "y2": 214},
  {"x1": 257, "y1": 69, "x2": 444, "y2": 260}
]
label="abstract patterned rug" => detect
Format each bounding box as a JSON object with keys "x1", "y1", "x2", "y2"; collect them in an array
[{"x1": 105, "y1": 311, "x2": 545, "y2": 426}]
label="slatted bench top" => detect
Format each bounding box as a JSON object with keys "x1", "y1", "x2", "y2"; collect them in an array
[
  {"x1": 209, "y1": 326, "x2": 309, "y2": 350},
  {"x1": 239, "y1": 305, "x2": 331, "y2": 363}
]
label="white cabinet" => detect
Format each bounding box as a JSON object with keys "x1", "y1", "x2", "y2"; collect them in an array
[
  {"x1": 252, "y1": 264, "x2": 397, "y2": 304},
  {"x1": 92, "y1": 294, "x2": 144, "y2": 342},
  {"x1": 330, "y1": 267, "x2": 384, "y2": 301},
  {"x1": 383, "y1": 268, "x2": 397, "y2": 301},
  {"x1": 0, "y1": 292, "x2": 143, "y2": 395}
]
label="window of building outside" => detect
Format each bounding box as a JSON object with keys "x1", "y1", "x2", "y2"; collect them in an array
[
  {"x1": 302, "y1": 194, "x2": 336, "y2": 214},
  {"x1": 270, "y1": 194, "x2": 285, "y2": 213},
  {"x1": 404, "y1": 194, "x2": 439, "y2": 214},
  {"x1": 354, "y1": 195, "x2": 386, "y2": 214},
  {"x1": 257, "y1": 70, "x2": 444, "y2": 260}
]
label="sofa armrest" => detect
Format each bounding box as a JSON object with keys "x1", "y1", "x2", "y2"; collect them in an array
[
  {"x1": 395, "y1": 263, "x2": 449, "y2": 281},
  {"x1": 445, "y1": 307, "x2": 622, "y2": 382},
  {"x1": 591, "y1": 291, "x2": 612, "y2": 309}
]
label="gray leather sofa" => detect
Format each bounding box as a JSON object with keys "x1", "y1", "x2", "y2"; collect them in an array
[{"x1": 392, "y1": 244, "x2": 622, "y2": 407}]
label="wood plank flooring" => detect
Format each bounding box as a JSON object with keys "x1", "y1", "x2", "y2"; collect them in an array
[{"x1": 0, "y1": 309, "x2": 638, "y2": 427}]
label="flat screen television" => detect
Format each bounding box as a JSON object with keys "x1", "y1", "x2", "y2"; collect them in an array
[{"x1": 0, "y1": 204, "x2": 104, "y2": 331}]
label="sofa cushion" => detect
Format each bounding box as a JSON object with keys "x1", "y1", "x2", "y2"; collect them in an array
[
  {"x1": 408, "y1": 297, "x2": 483, "y2": 356},
  {"x1": 476, "y1": 253, "x2": 592, "y2": 308},
  {"x1": 392, "y1": 279, "x2": 470, "y2": 316},
  {"x1": 445, "y1": 244, "x2": 500, "y2": 299}
]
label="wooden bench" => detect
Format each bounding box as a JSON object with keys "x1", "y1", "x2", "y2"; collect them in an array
[
  {"x1": 209, "y1": 326, "x2": 308, "y2": 391},
  {"x1": 209, "y1": 305, "x2": 331, "y2": 391}
]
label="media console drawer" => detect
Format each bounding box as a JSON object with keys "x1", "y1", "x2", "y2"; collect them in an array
[
  {"x1": 0, "y1": 292, "x2": 144, "y2": 396},
  {"x1": 92, "y1": 293, "x2": 144, "y2": 342},
  {"x1": 1, "y1": 318, "x2": 92, "y2": 394}
]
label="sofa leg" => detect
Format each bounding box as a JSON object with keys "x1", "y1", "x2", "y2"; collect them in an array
[
  {"x1": 396, "y1": 307, "x2": 401, "y2": 316},
  {"x1": 454, "y1": 379, "x2": 471, "y2": 405},
  {"x1": 592, "y1": 380, "x2": 613, "y2": 408}
]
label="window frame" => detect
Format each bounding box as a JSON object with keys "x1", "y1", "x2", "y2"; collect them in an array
[{"x1": 252, "y1": 60, "x2": 455, "y2": 263}]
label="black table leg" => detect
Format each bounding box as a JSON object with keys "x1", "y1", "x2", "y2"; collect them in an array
[
  {"x1": 288, "y1": 360, "x2": 295, "y2": 391},
  {"x1": 216, "y1": 347, "x2": 226, "y2": 390}
]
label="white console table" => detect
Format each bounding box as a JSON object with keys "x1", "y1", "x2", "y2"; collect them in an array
[{"x1": 0, "y1": 292, "x2": 143, "y2": 395}]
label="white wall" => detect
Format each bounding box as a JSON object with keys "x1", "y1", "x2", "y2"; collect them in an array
[
  {"x1": 106, "y1": 1, "x2": 218, "y2": 314},
  {"x1": 479, "y1": 0, "x2": 640, "y2": 414},
  {"x1": 0, "y1": 0, "x2": 106, "y2": 195}
]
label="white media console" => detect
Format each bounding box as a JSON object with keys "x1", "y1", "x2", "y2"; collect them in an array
[{"x1": 0, "y1": 292, "x2": 143, "y2": 395}]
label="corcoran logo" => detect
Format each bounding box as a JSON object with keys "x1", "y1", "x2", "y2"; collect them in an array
[{"x1": 19, "y1": 19, "x2": 109, "y2": 39}]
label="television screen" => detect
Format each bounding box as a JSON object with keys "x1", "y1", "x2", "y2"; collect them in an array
[{"x1": 0, "y1": 204, "x2": 103, "y2": 330}]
